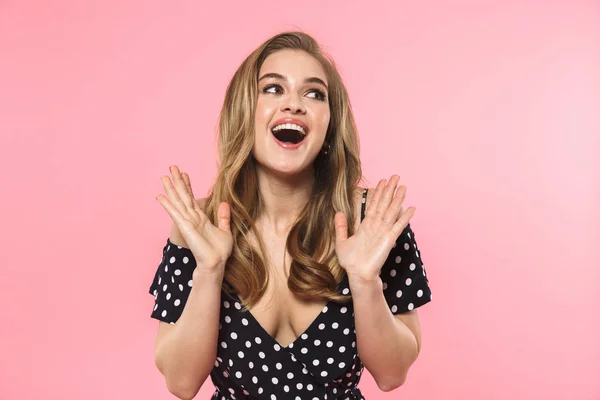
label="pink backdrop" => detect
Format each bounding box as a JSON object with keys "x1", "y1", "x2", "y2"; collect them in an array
[{"x1": 1, "y1": 1, "x2": 598, "y2": 399}]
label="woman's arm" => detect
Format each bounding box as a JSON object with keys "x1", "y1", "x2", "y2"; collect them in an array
[
  {"x1": 350, "y1": 276, "x2": 421, "y2": 391},
  {"x1": 152, "y1": 223, "x2": 224, "y2": 400}
]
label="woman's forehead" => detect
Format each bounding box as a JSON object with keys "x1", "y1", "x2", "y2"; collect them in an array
[{"x1": 259, "y1": 50, "x2": 328, "y2": 84}]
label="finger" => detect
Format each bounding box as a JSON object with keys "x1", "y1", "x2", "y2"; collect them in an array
[
  {"x1": 161, "y1": 175, "x2": 190, "y2": 220},
  {"x1": 170, "y1": 165, "x2": 194, "y2": 211},
  {"x1": 365, "y1": 179, "x2": 386, "y2": 219},
  {"x1": 217, "y1": 202, "x2": 231, "y2": 232},
  {"x1": 383, "y1": 185, "x2": 406, "y2": 225},
  {"x1": 391, "y1": 206, "x2": 416, "y2": 237},
  {"x1": 181, "y1": 172, "x2": 196, "y2": 200},
  {"x1": 376, "y1": 175, "x2": 400, "y2": 218},
  {"x1": 334, "y1": 212, "x2": 348, "y2": 244}
]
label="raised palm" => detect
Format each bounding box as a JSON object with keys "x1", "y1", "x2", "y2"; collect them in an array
[
  {"x1": 335, "y1": 176, "x2": 415, "y2": 283},
  {"x1": 156, "y1": 165, "x2": 233, "y2": 273}
]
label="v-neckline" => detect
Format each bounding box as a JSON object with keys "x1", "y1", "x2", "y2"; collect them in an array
[{"x1": 234, "y1": 292, "x2": 334, "y2": 350}]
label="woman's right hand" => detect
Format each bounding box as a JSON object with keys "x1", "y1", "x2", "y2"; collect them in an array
[{"x1": 156, "y1": 165, "x2": 233, "y2": 275}]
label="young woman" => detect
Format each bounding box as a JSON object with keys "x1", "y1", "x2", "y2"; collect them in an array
[{"x1": 149, "y1": 31, "x2": 432, "y2": 400}]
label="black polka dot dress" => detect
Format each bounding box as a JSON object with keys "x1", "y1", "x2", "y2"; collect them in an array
[{"x1": 149, "y1": 189, "x2": 432, "y2": 399}]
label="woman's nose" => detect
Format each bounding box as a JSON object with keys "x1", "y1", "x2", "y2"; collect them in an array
[{"x1": 280, "y1": 94, "x2": 306, "y2": 114}]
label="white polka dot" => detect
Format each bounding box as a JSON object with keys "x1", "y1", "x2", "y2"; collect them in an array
[
  {"x1": 343, "y1": 328, "x2": 350, "y2": 335},
  {"x1": 314, "y1": 339, "x2": 321, "y2": 346},
  {"x1": 221, "y1": 342, "x2": 227, "y2": 348},
  {"x1": 252, "y1": 376, "x2": 258, "y2": 384},
  {"x1": 174, "y1": 269, "x2": 181, "y2": 276},
  {"x1": 396, "y1": 290, "x2": 403, "y2": 298},
  {"x1": 327, "y1": 357, "x2": 334, "y2": 364},
  {"x1": 313, "y1": 359, "x2": 319, "y2": 366},
  {"x1": 287, "y1": 372, "x2": 294, "y2": 379},
  {"x1": 339, "y1": 362, "x2": 346, "y2": 368},
  {"x1": 274, "y1": 344, "x2": 281, "y2": 351},
  {"x1": 158, "y1": 277, "x2": 161, "y2": 285},
  {"x1": 153, "y1": 304, "x2": 158, "y2": 311},
  {"x1": 224, "y1": 301, "x2": 230, "y2": 308},
  {"x1": 323, "y1": 306, "x2": 328, "y2": 313},
  {"x1": 174, "y1": 298, "x2": 182, "y2": 306},
  {"x1": 340, "y1": 307, "x2": 347, "y2": 314},
  {"x1": 326, "y1": 341, "x2": 333, "y2": 347},
  {"x1": 249, "y1": 361, "x2": 254, "y2": 369},
  {"x1": 234, "y1": 302, "x2": 241, "y2": 310},
  {"x1": 258, "y1": 388, "x2": 263, "y2": 394},
  {"x1": 409, "y1": 263, "x2": 416, "y2": 271},
  {"x1": 171, "y1": 276, "x2": 174, "y2": 283},
  {"x1": 321, "y1": 371, "x2": 328, "y2": 377},
  {"x1": 236, "y1": 371, "x2": 242, "y2": 379},
  {"x1": 187, "y1": 280, "x2": 193, "y2": 287},
  {"x1": 178, "y1": 284, "x2": 184, "y2": 291},
  {"x1": 231, "y1": 332, "x2": 238, "y2": 339},
  {"x1": 238, "y1": 351, "x2": 244, "y2": 358},
  {"x1": 383, "y1": 282, "x2": 388, "y2": 290},
  {"x1": 245, "y1": 341, "x2": 251, "y2": 348},
  {"x1": 276, "y1": 362, "x2": 282, "y2": 370},
  {"x1": 272, "y1": 377, "x2": 278, "y2": 384},
  {"x1": 183, "y1": 256, "x2": 189, "y2": 264},
  {"x1": 271, "y1": 395, "x2": 276, "y2": 400},
  {"x1": 301, "y1": 348, "x2": 308, "y2": 354},
  {"x1": 408, "y1": 303, "x2": 414, "y2": 310},
  {"x1": 406, "y1": 278, "x2": 412, "y2": 286},
  {"x1": 307, "y1": 384, "x2": 313, "y2": 391},
  {"x1": 255, "y1": 337, "x2": 262, "y2": 344},
  {"x1": 169, "y1": 257, "x2": 176, "y2": 264},
  {"x1": 342, "y1": 288, "x2": 349, "y2": 295},
  {"x1": 296, "y1": 383, "x2": 303, "y2": 390},
  {"x1": 166, "y1": 293, "x2": 171, "y2": 300},
  {"x1": 395, "y1": 256, "x2": 401, "y2": 263},
  {"x1": 242, "y1": 318, "x2": 248, "y2": 326},
  {"x1": 259, "y1": 352, "x2": 265, "y2": 359},
  {"x1": 339, "y1": 346, "x2": 346, "y2": 353},
  {"x1": 404, "y1": 243, "x2": 410, "y2": 250},
  {"x1": 332, "y1": 322, "x2": 339, "y2": 329},
  {"x1": 262, "y1": 365, "x2": 268, "y2": 372},
  {"x1": 284, "y1": 385, "x2": 289, "y2": 392},
  {"x1": 417, "y1": 289, "x2": 423, "y2": 297},
  {"x1": 301, "y1": 333, "x2": 308, "y2": 340},
  {"x1": 318, "y1": 323, "x2": 325, "y2": 330},
  {"x1": 391, "y1": 305, "x2": 398, "y2": 313},
  {"x1": 390, "y1": 269, "x2": 397, "y2": 277},
  {"x1": 225, "y1": 316, "x2": 231, "y2": 323},
  {"x1": 162, "y1": 284, "x2": 168, "y2": 291},
  {"x1": 161, "y1": 310, "x2": 167, "y2": 317}
]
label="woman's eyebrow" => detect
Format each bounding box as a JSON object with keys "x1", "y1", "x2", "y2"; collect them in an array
[{"x1": 258, "y1": 73, "x2": 328, "y2": 89}]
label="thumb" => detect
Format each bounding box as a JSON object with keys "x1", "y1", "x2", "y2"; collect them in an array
[
  {"x1": 334, "y1": 212, "x2": 348, "y2": 244},
  {"x1": 217, "y1": 202, "x2": 231, "y2": 232}
]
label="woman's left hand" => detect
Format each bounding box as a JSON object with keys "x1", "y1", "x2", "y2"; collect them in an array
[{"x1": 334, "y1": 176, "x2": 416, "y2": 284}]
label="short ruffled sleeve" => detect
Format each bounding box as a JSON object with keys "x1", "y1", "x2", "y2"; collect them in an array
[
  {"x1": 148, "y1": 238, "x2": 197, "y2": 324},
  {"x1": 380, "y1": 223, "x2": 432, "y2": 314}
]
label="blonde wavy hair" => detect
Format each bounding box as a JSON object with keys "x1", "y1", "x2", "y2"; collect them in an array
[{"x1": 204, "y1": 31, "x2": 363, "y2": 307}]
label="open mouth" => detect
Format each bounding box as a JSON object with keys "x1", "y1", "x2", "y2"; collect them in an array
[{"x1": 271, "y1": 123, "x2": 306, "y2": 145}]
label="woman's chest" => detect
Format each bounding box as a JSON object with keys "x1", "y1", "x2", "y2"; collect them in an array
[{"x1": 215, "y1": 293, "x2": 363, "y2": 391}]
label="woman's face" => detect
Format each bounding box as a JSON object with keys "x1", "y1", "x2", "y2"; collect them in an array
[{"x1": 253, "y1": 49, "x2": 330, "y2": 177}]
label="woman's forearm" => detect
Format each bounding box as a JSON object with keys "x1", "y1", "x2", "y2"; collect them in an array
[
  {"x1": 154, "y1": 269, "x2": 224, "y2": 399},
  {"x1": 350, "y1": 275, "x2": 419, "y2": 391}
]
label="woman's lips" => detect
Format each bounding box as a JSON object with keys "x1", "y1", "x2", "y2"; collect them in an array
[{"x1": 270, "y1": 129, "x2": 307, "y2": 150}]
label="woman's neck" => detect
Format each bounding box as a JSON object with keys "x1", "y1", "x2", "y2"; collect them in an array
[{"x1": 255, "y1": 166, "x2": 313, "y2": 237}]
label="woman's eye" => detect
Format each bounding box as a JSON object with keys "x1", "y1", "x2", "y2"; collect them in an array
[
  {"x1": 263, "y1": 85, "x2": 282, "y2": 94},
  {"x1": 307, "y1": 89, "x2": 327, "y2": 101}
]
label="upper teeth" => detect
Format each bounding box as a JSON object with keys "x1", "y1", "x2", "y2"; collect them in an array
[{"x1": 272, "y1": 123, "x2": 306, "y2": 135}]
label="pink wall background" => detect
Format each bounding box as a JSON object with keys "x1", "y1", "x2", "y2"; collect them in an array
[{"x1": 1, "y1": 1, "x2": 598, "y2": 399}]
